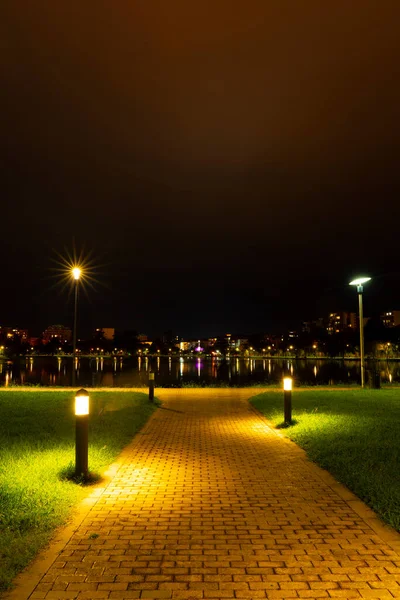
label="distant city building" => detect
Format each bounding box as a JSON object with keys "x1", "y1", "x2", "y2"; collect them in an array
[
  {"x1": 95, "y1": 327, "x2": 115, "y2": 340},
  {"x1": 43, "y1": 325, "x2": 72, "y2": 344},
  {"x1": 381, "y1": 311, "x2": 400, "y2": 327},
  {"x1": 229, "y1": 337, "x2": 249, "y2": 350},
  {"x1": 0, "y1": 326, "x2": 28, "y2": 342},
  {"x1": 224, "y1": 333, "x2": 249, "y2": 351},
  {"x1": 326, "y1": 312, "x2": 357, "y2": 334},
  {"x1": 187, "y1": 339, "x2": 210, "y2": 351},
  {"x1": 137, "y1": 333, "x2": 148, "y2": 342}
]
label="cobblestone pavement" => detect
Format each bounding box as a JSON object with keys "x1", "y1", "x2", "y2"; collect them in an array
[{"x1": 10, "y1": 389, "x2": 400, "y2": 599}]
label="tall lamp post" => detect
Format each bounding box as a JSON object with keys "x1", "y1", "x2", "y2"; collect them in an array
[
  {"x1": 349, "y1": 276, "x2": 371, "y2": 388},
  {"x1": 72, "y1": 267, "x2": 81, "y2": 386}
]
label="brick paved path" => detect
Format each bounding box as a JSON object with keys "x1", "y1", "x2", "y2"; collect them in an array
[{"x1": 15, "y1": 390, "x2": 400, "y2": 599}]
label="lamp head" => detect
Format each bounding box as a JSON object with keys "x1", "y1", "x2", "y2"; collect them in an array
[
  {"x1": 349, "y1": 277, "x2": 371, "y2": 286},
  {"x1": 283, "y1": 377, "x2": 293, "y2": 391},
  {"x1": 75, "y1": 388, "x2": 89, "y2": 415},
  {"x1": 72, "y1": 267, "x2": 81, "y2": 280}
]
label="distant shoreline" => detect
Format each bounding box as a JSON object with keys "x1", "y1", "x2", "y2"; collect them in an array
[{"x1": 2, "y1": 353, "x2": 400, "y2": 361}]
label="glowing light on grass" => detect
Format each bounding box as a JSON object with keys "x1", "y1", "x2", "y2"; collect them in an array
[
  {"x1": 75, "y1": 389, "x2": 89, "y2": 415},
  {"x1": 74, "y1": 389, "x2": 89, "y2": 479},
  {"x1": 283, "y1": 377, "x2": 292, "y2": 424},
  {"x1": 283, "y1": 377, "x2": 292, "y2": 391}
]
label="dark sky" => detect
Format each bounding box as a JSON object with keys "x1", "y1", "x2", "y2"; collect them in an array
[{"x1": 1, "y1": 1, "x2": 400, "y2": 338}]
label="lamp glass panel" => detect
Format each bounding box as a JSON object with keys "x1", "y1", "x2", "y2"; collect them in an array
[
  {"x1": 283, "y1": 377, "x2": 292, "y2": 391},
  {"x1": 75, "y1": 395, "x2": 89, "y2": 415}
]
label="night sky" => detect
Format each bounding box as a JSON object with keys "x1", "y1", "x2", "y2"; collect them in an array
[{"x1": 1, "y1": 2, "x2": 400, "y2": 338}]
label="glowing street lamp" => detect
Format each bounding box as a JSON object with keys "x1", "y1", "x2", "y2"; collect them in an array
[
  {"x1": 283, "y1": 377, "x2": 293, "y2": 424},
  {"x1": 349, "y1": 276, "x2": 371, "y2": 388},
  {"x1": 71, "y1": 267, "x2": 81, "y2": 385},
  {"x1": 74, "y1": 388, "x2": 89, "y2": 478}
]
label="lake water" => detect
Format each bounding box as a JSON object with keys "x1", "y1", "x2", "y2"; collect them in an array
[{"x1": 1, "y1": 356, "x2": 400, "y2": 387}]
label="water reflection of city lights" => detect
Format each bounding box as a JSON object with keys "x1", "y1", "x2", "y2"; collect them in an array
[
  {"x1": 212, "y1": 360, "x2": 217, "y2": 378},
  {"x1": 3, "y1": 355, "x2": 398, "y2": 388}
]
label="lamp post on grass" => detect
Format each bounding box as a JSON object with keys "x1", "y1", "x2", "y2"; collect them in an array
[
  {"x1": 283, "y1": 377, "x2": 293, "y2": 425},
  {"x1": 72, "y1": 267, "x2": 81, "y2": 386},
  {"x1": 74, "y1": 388, "x2": 89, "y2": 479},
  {"x1": 149, "y1": 372, "x2": 155, "y2": 402},
  {"x1": 349, "y1": 276, "x2": 371, "y2": 388}
]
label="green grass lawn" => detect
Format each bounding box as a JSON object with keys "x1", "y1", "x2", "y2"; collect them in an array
[
  {"x1": 250, "y1": 388, "x2": 400, "y2": 532},
  {"x1": 0, "y1": 390, "x2": 157, "y2": 592}
]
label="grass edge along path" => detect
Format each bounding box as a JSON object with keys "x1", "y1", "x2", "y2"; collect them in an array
[
  {"x1": 250, "y1": 388, "x2": 400, "y2": 533},
  {"x1": 0, "y1": 389, "x2": 158, "y2": 593}
]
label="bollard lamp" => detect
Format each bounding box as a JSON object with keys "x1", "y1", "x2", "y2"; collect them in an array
[
  {"x1": 74, "y1": 388, "x2": 89, "y2": 478},
  {"x1": 283, "y1": 377, "x2": 292, "y2": 391},
  {"x1": 283, "y1": 377, "x2": 292, "y2": 424},
  {"x1": 75, "y1": 388, "x2": 89, "y2": 415}
]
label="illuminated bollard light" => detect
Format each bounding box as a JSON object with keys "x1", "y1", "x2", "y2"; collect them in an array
[
  {"x1": 75, "y1": 388, "x2": 89, "y2": 479},
  {"x1": 283, "y1": 377, "x2": 292, "y2": 425},
  {"x1": 149, "y1": 372, "x2": 155, "y2": 402}
]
